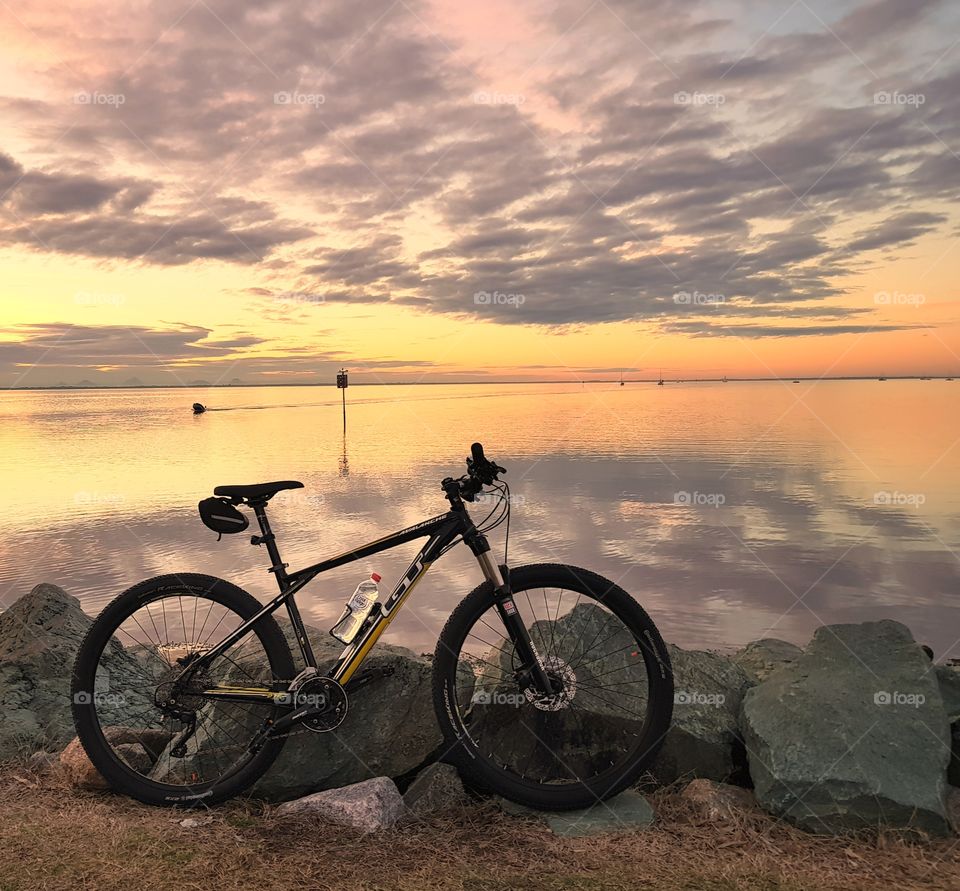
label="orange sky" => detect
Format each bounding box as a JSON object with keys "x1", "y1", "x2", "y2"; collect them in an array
[{"x1": 0, "y1": 0, "x2": 958, "y2": 385}]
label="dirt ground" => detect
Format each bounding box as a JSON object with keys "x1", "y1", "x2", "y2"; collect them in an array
[{"x1": 1, "y1": 765, "x2": 958, "y2": 891}]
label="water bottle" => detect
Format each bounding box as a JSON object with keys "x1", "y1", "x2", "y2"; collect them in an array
[{"x1": 330, "y1": 573, "x2": 381, "y2": 644}]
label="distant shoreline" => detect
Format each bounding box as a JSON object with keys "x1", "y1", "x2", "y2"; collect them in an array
[{"x1": 0, "y1": 376, "x2": 956, "y2": 391}]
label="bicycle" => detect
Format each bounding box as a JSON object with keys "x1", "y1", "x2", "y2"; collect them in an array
[{"x1": 71, "y1": 443, "x2": 673, "y2": 810}]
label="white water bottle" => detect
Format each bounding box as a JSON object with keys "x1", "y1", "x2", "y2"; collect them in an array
[{"x1": 330, "y1": 573, "x2": 381, "y2": 644}]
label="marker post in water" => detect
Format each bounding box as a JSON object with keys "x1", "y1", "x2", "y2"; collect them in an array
[{"x1": 336, "y1": 368, "x2": 348, "y2": 431}]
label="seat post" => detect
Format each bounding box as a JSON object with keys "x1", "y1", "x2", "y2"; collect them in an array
[{"x1": 250, "y1": 501, "x2": 288, "y2": 589}]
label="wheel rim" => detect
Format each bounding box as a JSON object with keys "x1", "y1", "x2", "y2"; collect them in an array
[
  {"x1": 83, "y1": 591, "x2": 281, "y2": 791},
  {"x1": 450, "y1": 585, "x2": 655, "y2": 788}
]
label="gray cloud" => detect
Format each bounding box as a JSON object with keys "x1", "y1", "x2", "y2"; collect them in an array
[
  {"x1": 0, "y1": 155, "x2": 312, "y2": 263},
  {"x1": 0, "y1": 321, "x2": 441, "y2": 386},
  {"x1": 847, "y1": 211, "x2": 949, "y2": 253},
  {"x1": 661, "y1": 321, "x2": 930, "y2": 338},
  {"x1": 0, "y1": 0, "x2": 956, "y2": 331}
]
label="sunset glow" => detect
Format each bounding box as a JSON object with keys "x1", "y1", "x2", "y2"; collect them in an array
[{"x1": 1, "y1": 0, "x2": 958, "y2": 385}]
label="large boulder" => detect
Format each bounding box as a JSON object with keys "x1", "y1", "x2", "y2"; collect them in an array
[
  {"x1": 251, "y1": 645, "x2": 442, "y2": 801},
  {"x1": 464, "y1": 603, "x2": 651, "y2": 783},
  {"x1": 936, "y1": 665, "x2": 960, "y2": 722},
  {"x1": 741, "y1": 620, "x2": 951, "y2": 835},
  {"x1": 651, "y1": 645, "x2": 752, "y2": 785},
  {"x1": 937, "y1": 665, "x2": 960, "y2": 785},
  {"x1": 0, "y1": 584, "x2": 93, "y2": 758},
  {"x1": 733, "y1": 638, "x2": 803, "y2": 683}
]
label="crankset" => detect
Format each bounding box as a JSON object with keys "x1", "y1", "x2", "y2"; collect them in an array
[{"x1": 247, "y1": 674, "x2": 350, "y2": 753}]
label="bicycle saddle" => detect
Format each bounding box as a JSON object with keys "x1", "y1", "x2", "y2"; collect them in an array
[{"x1": 213, "y1": 480, "x2": 304, "y2": 501}]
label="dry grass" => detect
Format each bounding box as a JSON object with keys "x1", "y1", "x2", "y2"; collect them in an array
[{"x1": 1, "y1": 764, "x2": 958, "y2": 891}]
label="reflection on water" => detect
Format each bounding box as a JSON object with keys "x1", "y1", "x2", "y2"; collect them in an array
[{"x1": 0, "y1": 381, "x2": 958, "y2": 657}]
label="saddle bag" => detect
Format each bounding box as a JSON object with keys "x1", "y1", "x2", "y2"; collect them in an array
[{"x1": 198, "y1": 496, "x2": 249, "y2": 538}]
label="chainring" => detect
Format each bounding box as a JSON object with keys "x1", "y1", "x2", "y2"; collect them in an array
[{"x1": 291, "y1": 676, "x2": 349, "y2": 732}]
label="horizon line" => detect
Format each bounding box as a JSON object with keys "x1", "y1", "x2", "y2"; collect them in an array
[{"x1": 2, "y1": 375, "x2": 958, "y2": 391}]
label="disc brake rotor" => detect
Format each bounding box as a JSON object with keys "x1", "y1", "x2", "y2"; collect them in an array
[{"x1": 524, "y1": 656, "x2": 578, "y2": 711}]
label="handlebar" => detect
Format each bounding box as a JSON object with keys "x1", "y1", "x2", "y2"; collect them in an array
[{"x1": 442, "y1": 442, "x2": 507, "y2": 503}]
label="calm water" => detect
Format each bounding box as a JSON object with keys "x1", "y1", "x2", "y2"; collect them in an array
[{"x1": 1, "y1": 381, "x2": 958, "y2": 657}]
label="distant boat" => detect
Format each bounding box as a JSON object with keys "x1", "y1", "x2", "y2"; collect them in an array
[
  {"x1": 620, "y1": 370, "x2": 624, "y2": 387},
  {"x1": 920, "y1": 376, "x2": 931, "y2": 380},
  {"x1": 878, "y1": 377, "x2": 887, "y2": 381},
  {"x1": 722, "y1": 375, "x2": 727, "y2": 383},
  {"x1": 948, "y1": 378, "x2": 955, "y2": 381},
  {"x1": 192, "y1": 403, "x2": 207, "y2": 414},
  {"x1": 793, "y1": 379, "x2": 800, "y2": 383},
  {"x1": 657, "y1": 369, "x2": 664, "y2": 386}
]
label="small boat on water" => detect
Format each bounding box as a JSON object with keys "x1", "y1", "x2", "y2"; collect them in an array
[
  {"x1": 193, "y1": 403, "x2": 207, "y2": 414},
  {"x1": 657, "y1": 370, "x2": 664, "y2": 386},
  {"x1": 878, "y1": 376, "x2": 887, "y2": 381},
  {"x1": 793, "y1": 379, "x2": 800, "y2": 383}
]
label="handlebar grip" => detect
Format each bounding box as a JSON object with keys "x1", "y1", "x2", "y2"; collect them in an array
[{"x1": 471, "y1": 442, "x2": 486, "y2": 464}]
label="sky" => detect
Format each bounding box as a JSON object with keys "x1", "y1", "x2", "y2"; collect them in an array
[{"x1": 0, "y1": 0, "x2": 958, "y2": 386}]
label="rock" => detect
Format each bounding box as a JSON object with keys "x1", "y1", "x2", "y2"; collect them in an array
[
  {"x1": 733, "y1": 638, "x2": 803, "y2": 683},
  {"x1": 936, "y1": 665, "x2": 960, "y2": 722},
  {"x1": 741, "y1": 620, "x2": 951, "y2": 836},
  {"x1": 0, "y1": 584, "x2": 93, "y2": 759},
  {"x1": 179, "y1": 816, "x2": 213, "y2": 829},
  {"x1": 60, "y1": 736, "x2": 108, "y2": 789},
  {"x1": 465, "y1": 603, "x2": 654, "y2": 783},
  {"x1": 950, "y1": 724, "x2": 960, "y2": 787},
  {"x1": 60, "y1": 727, "x2": 171, "y2": 790},
  {"x1": 652, "y1": 645, "x2": 752, "y2": 785},
  {"x1": 403, "y1": 762, "x2": 468, "y2": 817},
  {"x1": 276, "y1": 776, "x2": 404, "y2": 832},
  {"x1": 251, "y1": 646, "x2": 442, "y2": 801},
  {"x1": 499, "y1": 790, "x2": 655, "y2": 836},
  {"x1": 146, "y1": 612, "x2": 443, "y2": 802},
  {"x1": 947, "y1": 787, "x2": 960, "y2": 836},
  {"x1": 0, "y1": 583, "x2": 153, "y2": 762},
  {"x1": 680, "y1": 779, "x2": 758, "y2": 822}
]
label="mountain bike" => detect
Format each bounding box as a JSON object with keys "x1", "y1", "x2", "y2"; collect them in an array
[{"x1": 71, "y1": 443, "x2": 673, "y2": 809}]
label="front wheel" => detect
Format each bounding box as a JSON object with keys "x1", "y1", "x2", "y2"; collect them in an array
[{"x1": 433, "y1": 563, "x2": 673, "y2": 811}]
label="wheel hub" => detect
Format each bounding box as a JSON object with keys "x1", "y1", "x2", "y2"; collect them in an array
[
  {"x1": 153, "y1": 650, "x2": 212, "y2": 714},
  {"x1": 524, "y1": 656, "x2": 577, "y2": 711}
]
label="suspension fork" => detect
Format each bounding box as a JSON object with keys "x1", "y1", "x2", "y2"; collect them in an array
[{"x1": 468, "y1": 532, "x2": 555, "y2": 696}]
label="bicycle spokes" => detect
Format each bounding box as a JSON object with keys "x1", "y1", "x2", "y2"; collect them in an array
[
  {"x1": 91, "y1": 593, "x2": 279, "y2": 789},
  {"x1": 454, "y1": 591, "x2": 651, "y2": 785}
]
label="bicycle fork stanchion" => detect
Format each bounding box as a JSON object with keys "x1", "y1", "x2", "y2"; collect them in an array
[{"x1": 458, "y1": 500, "x2": 556, "y2": 698}]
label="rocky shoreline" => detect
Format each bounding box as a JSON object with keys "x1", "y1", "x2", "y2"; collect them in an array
[{"x1": 2, "y1": 582, "x2": 958, "y2": 836}]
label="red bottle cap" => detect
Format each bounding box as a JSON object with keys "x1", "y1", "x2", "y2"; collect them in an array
[{"x1": 371, "y1": 572, "x2": 381, "y2": 583}]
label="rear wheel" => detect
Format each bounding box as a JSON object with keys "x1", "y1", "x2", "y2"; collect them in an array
[
  {"x1": 433, "y1": 563, "x2": 673, "y2": 810},
  {"x1": 71, "y1": 573, "x2": 295, "y2": 806}
]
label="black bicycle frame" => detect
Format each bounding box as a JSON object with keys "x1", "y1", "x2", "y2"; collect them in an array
[{"x1": 191, "y1": 506, "x2": 478, "y2": 699}]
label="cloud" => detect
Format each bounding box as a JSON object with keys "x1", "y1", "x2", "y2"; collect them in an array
[
  {"x1": 0, "y1": 0, "x2": 956, "y2": 332},
  {"x1": 0, "y1": 321, "x2": 442, "y2": 386},
  {"x1": 0, "y1": 154, "x2": 312, "y2": 263},
  {"x1": 661, "y1": 320, "x2": 930, "y2": 338},
  {"x1": 847, "y1": 211, "x2": 949, "y2": 253}
]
